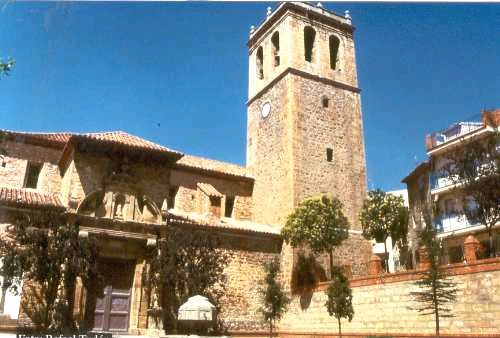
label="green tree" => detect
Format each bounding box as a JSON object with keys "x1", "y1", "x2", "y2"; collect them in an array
[
  {"x1": 282, "y1": 195, "x2": 349, "y2": 279},
  {"x1": 325, "y1": 267, "x2": 354, "y2": 338},
  {"x1": 359, "y1": 189, "x2": 408, "y2": 271},
  {"x1": 0, "y1": 211, "x2": 99, "y2": 332},
  {"x1": 145, "y1": 227, "x2": 229, "y2": 334},
  {"x1": 410, "y1": 228, "x2": 458, "y2": 337},
  {"x1": 0, "y1": 58, "x2": 15, "y2": 77},
  {"x1": 259, "y1": 258, "x2": 290, "y2": 338},
  {"x1": 443, "y1": 130, "x2": 500, "y2": 257}
]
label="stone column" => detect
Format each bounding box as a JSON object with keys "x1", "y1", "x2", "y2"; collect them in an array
[
  {"x1": 418, "y1": 245, "x2": 431, "y2": 270},
  {"x1": 464, "y1": 235, "x2": 480, "y2": 263},
  {"x1": 368, "y1": 255, "x2": 382, "y2": 276},
  {"x1": 129, "y1": 259, "x2": 145, "y2": 334},
  {"x1": 73, "y1": 277, "x2": 86, "y2": 324}
]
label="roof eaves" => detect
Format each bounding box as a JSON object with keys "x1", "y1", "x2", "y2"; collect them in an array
[
  {"x1": 167, "y1": 213, "x2": 280, "y2": 238},
  {"x1": 0, "y1": 187, "x2": 66, "y2": 211},
  {"x1": 401, "y1": 161, "x2": 430, "y2": 184}
]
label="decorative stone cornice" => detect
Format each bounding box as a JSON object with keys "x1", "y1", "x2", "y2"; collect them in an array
[{"x1": 247, "y1": 67, "x2": 360, "y2": 106}]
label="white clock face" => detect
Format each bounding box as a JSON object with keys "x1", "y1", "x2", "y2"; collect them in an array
[{"x1": 261, "y1": 102, "x2": 271, "y2": 119}]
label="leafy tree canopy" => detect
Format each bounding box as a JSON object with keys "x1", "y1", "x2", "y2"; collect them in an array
[
  {"x1": 443, "y1": 131, "x2": 500, "y2": 257},
  {"x1": 282, "y1": 195, "x2": 349, "y2": 255},
  {"x1": 360, "y1": 189, "x2": 408, "y2": 245},
  {"x1": 0, "y1": 212, "x2": 99, "y2": 332},
  {"x1": 0, "y1": 58, "x2": 15, "y2": 77},
  {"x1": 145, "y1": 227, "x2": 229, "y2": 334},
  {"x1": 282, "y1": 195, "x2": 349, "y2": 278}
]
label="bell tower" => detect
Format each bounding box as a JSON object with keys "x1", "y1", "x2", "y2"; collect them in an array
[{"x1": 246, "y1": 2, "x2": 367, "y2": 232}]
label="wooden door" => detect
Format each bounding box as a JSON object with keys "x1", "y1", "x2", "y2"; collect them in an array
[{"x1": 93, "y1": 260, "x2": 134, "y2": 332}]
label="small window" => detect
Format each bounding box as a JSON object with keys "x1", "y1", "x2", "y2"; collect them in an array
[
  {"x1": 322, "y1": 96, "x2": 329, "y2": 108},
  {"x1": 167, "y1": 186, "x2": 178, "y2": 209},
  {"x1": 304, "y1": 26, "x2": 316, "y2": 62},
  {"x1": 271, "y1": 31, "x2": 280, "y2": 67},
  {"x1": 225, "y1": 196, "x2": 235, "y2": 218},
  {"x1": 256, "y1": 46, "x2": 264, "y2": 79},
  {"x1": 329, "y1": 35, "x2": 340, "y2": 70},
  {"x1": 24, "y1": 162, "x2": 42, "y2": 189},
  {"x1": 326, "y1": 148, "x2": 333, "y2": 162}
]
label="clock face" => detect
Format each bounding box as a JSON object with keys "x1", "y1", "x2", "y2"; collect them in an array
[{"x1": 261, "y1": 102, "x2": 271, "y2": 119}]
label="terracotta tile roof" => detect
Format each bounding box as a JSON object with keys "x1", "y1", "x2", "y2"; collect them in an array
[
  {"x1": 2, "y1": 130, "x2": 183, "y2": 159},
  {"x1": 3, "y1": 130, "x2": 252, "y2": 180},
  {"x1": 176, "y1": 155, "x2": 253, "y2": 180},
  {"x1": 1, "y1": 130, "x2": 72, "y2": 148},
  {"x1": 197, "y1": 182, "x2": 223, "y2": 198},
  {"x1": 59, "y1": 131, "x2": 184, "y2": 169},
  {"x1": 168, "y1": 209, "x2": 280, "y2": 236},
  {"x1": 73, "y1": 131, "x2": 183, "y2": 156},
  {"x1": 0, "y1": 186, "x2": 65, "y2": 210}
]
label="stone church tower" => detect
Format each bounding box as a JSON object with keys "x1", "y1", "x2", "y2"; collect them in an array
[{"x1": 247, "y1": 3, "x2": 367, "y2": 234}]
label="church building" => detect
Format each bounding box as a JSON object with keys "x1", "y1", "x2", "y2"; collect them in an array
[{"x1": 0, "y1": 2, "x2": 370, "y2": 334}]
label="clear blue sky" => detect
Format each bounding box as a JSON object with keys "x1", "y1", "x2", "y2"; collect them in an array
[{"x1": 1, "y1": 2, "x2": 499, "y2": 191}]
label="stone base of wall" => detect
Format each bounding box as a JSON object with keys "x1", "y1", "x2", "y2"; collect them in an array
[
  {"x1": 279, "y1": 258, "x2": 500, "y2": 336},
  {"x1": 231, "y1": 331, "x2": 500, "y2": 338},
  {"x1": 279, "y1": 332, "x2": 500, "y2": 338},
  {"x1": 0, "y1": 315, "x2": 18, "y2": 333}
]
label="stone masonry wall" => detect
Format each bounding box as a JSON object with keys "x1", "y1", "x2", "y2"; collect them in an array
[
  {"x1": 247, "y1": 74, "x2": 294, "y2": 228},
  {"x1": 291, "y1": 73, "x2": 366, "y2": 232},
  {"x1": 221, "y1": 246, "x2": 280, "y2": 331},
  {"x1": 322, "y1": 233, "x2": 372, "y2": 277},
  {"x1": 248, "y1": 8, "x2": 358, "y2": 98},
  {"x1": 279, "y1": 260, "x2": 500, "y2": 336},
  {"x1": 171, "y1": 169, "x2": 253, "y2": 220},
  {"x1": 0, "y1": 140, "x2": 62, "y2": 193}
]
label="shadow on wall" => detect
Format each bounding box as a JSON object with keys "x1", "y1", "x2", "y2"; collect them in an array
[{"x1": 291, "y1": 251, "x2": 327, "y2": 310}]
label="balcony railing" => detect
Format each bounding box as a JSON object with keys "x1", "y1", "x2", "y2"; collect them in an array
[
  {"x1": 425, "y1": 110, "x2": 500, "y2": 151},
  {"x1": 426, "y1": 119, "x2": 483, "y2": 151},
  {"x1": 430, "y1": 170, "x2": 454, "y2": 190},
  {"x1": 434, "y1": 213, "x2": 479, "y2": 233},
  {"x1": 431, "y1": 159, "x2": 497, "y2": 191}
]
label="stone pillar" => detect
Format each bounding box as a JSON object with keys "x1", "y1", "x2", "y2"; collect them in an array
[
  {"x1": 418, "y1": 245, "x2": 431, "y2": 270},
  {"x1": 368, "y1": 255, "x2": 382, "y2": 276},
  {"x1": 73, "y1": 277, "x2": 86, "y2": 324},
  {"x1": 464, "y1": 235, "x2": 480, "y2": 263}
]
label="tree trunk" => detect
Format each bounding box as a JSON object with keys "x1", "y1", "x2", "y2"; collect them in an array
[
  {"x1": 337, "y1": 317, "x2": 342, "y2": 338},
  {"x1": 488, "y1": 227, "x2": 495, "y2": 258},
  {"x1": 433, "y1": 280, "x2": 440, "y2": 337},
  {"x1": 63, "y1": 270, "x2": 77, "y2": 331},
  {"x1": 269, "y1": 319, "x2": 273, "y2": 338},
  {"x1": 383, "y1": 236, "x2": 389, "y2": 273},
  {"x1": 329, "y1": 251, "x2": 335, "y2": 280}
]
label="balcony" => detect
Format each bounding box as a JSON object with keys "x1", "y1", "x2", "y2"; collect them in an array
[
  {"x1": 434, "y1": 213, "x2": 479, "y2": 234},
  {"x1": 429, "y1": 170, "x2": 456, "y2": 194},
  {"x1": 425, "y1": 110, "x2": 500, "y2": 153},
  {"x1": 430, "y1": 170, "x2": 455, "y2": 191},
  {"x1": 426, "y1": 121, "x2": 483, "y2": 151}
]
